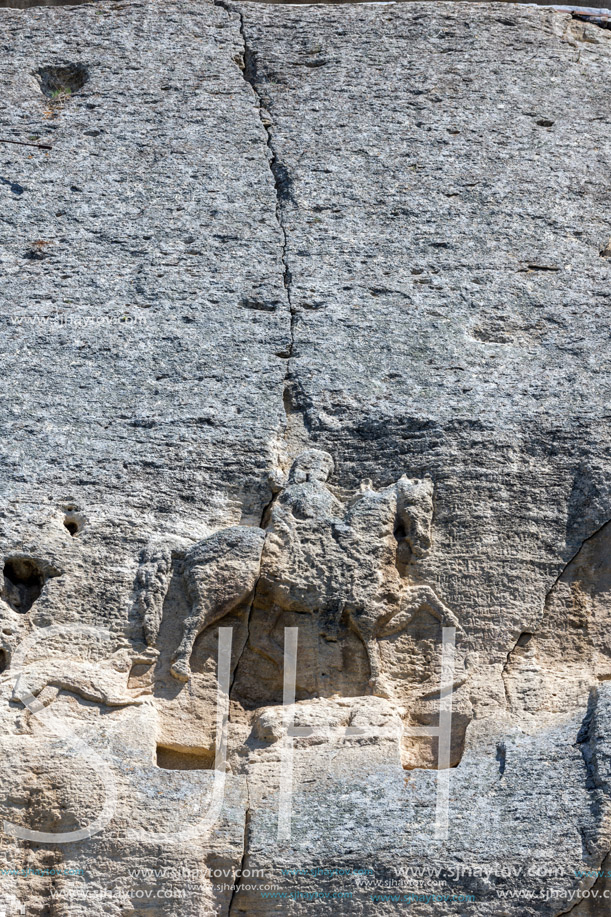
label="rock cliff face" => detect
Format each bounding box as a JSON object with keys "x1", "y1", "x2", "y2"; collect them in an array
[{"x1": 1, "y1": 1, "x2": 611, "y2": 914}]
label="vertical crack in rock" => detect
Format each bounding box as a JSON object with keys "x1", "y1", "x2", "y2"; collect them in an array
[
  {"x1": 228, "y1": 484, "x2": 279, "y2": 701},
  {"x1": 218, "y1": 1, "x2": 297, "y2": 437},
  {"x1": 218, "y1": 1, "x2": 302, "y2": 706},
  {"x1": 228, "y1": 545, "x2": 265, "y2": 701},
  {"x1": 211, "y1": 24, "x2": 288, "y2": 903},
  {"x1": 207, "y1": 1, "x2": 293, "y2": 708},
  {"x1": 575, "y1": 689, "x2": 605, "y2": 858},
  {"x1": 228, "y1": 805, "x2": 251, "y2": 916}
]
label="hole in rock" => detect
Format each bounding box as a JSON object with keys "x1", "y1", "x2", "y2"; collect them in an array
[
  {"x1": 516, "y1": 632, "x2": 533, "y2": 647},
  {"x1": 62, "y1": 506, "x2": 85, "y2": 536},
  {"x1": 63, "y1": 514, "x2": 81, "y2": 536},
  {"x1": 394, "y1": 517, "x2": 412, "y2": 571},
  {"x1": 156, "y1": 746, "x2": 215, "y2": 770},
  {"x1": 128, "y1": 662, "x2": 154, "y2": 690},
  {"x1": 0, "y1": 650, "x2": 6, "y2": 674},
  {"x1": 1, "y1": 557, "x2": 59, "y2": 613},
  {"x1": 36, "y1": 64, "x2": 88, "y2": 100}
]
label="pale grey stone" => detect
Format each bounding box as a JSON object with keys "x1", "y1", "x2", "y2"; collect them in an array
[{"x1": 1, "y1": 2, "x2": 611, "y2": 915}]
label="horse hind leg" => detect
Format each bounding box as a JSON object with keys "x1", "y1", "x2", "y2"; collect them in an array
[{"x1": 367, "y1": 641, "x2": 395, "y2": 699}]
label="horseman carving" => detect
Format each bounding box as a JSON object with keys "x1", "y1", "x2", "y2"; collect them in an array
[{"x1": 136, "y1": 450, "x2": 457, "y2": 697}]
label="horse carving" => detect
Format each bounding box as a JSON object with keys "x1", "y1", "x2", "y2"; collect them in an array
[{"x1": 135, "y1": 449, "x2": 458, "y2": 696}]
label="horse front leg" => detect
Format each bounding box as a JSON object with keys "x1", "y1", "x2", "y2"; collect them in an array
[
  {"x1": 170, "y1": 607, "x2": 207, "y2": 682},
  {"x1": 346, "y1": 609, "x2": 394, "y2": 699},
  {"x1": 170, "y1": 566, "x2": 228, "y2": 682},
  {"x1": 170, "y1": 570, "x2": 261, "y2": 683}
]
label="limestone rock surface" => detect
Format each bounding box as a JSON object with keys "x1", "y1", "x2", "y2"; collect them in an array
[{"x1": 1, "y1": 1, "x2": 611, "y2": 915}]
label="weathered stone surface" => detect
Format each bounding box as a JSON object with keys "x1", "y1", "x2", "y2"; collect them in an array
[
  {"x1": 0, "y1": 0, "x2": 289, "y2": 529},
  {"x1": 1, "y1": 0, "x2": 611, "y2": 915}
]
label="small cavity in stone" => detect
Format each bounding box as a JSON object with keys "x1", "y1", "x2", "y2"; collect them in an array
[
  {"x1": 1, "y1": 557, "x2": 58, "y2": 613},
  {"x1": 156, "y1": 746, "x2": 215, "y2": 770},
  {"x1": 64, "y1": 515, "x2": 80, "y2": 536},
  {"x1": 36, "y1": 64, "x2": 88, "y2": 101},
  {"x1": 496, "y1": 742, "x2": 507, "y2": 776}
]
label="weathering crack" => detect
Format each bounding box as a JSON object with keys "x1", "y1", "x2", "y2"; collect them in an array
[
  {"x1": 572, "y1": 10, "x2": 611, "y2": 31},
  {"x1": 227, "y1": 530, "x2": 269, "y2": 703},
  {"x1": 502, "y1": 518, "x2": 611, "y2": 708},
  {"x1": 228, "y1": 799, "x2": 251, "y2": 915},
  {"x1": 546, "y1": 516, "x2": 611, "y2": 599},
  {"x1": 218, "y1": 0, "x2": 296, "y2": 428},
  {"x1": 216, "y1": 0, "x2": 299, "y2": 692}
]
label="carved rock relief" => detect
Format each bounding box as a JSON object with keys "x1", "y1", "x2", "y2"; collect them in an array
[
  {"x1": 137, "y1": 450, "x2": 458, "y2": 696},
  {"x1": 133, "y1": 450, "x2": 467, "y2": 768},
  {"x1": 0, "y1": 451, "x2": 466, "y2": 773}
]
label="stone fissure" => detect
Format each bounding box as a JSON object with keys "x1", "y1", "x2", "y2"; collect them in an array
[
  {"x1": 503, "y1": 519, "x2": 611, "y2": 708},
  {"x1": 219, "y1": 1, "x2": 296, "y2": 430},
  {"x1": 228, "y1": 537, "x2": 269, "y2": 702},
  {"x1": 228, "y1": 804, "x2": 251, "y2": 916},
  {"x1": 215, "y1": 5, "x2": 304, "y2": 707},
  {"x1": 218, "y1": 2, "x2": 303, "y2": 708},
  {"x1": 546, "y1": 518, "x2": 611, "y2": 602},
  {"x1": 228, "y1": 476, "x2": 283, "y2": 704}
]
